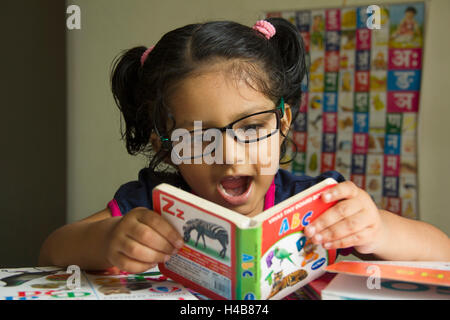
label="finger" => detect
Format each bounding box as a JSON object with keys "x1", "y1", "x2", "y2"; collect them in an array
[
  {"x1": 311, "y1": 208, "x2": 370, "y2": 245},
  {"x1": 321, "y1": 181, "x2": 360, "y2": 203},
  {"x1": 136, "y1": 210, "x2": 184, "y2": 249},
  {"x1": 304, "y1": 197, "x2": 362, "y2": 238},
  {"x1": 321, "y1": 227, "x2": 375, "y2": 250},
  {"x1": 111, "y1": 251, "x2": 159, "y2": 274},
  {"x1": 128, "y1": 221, "x2": 178, "y2": 255},
  {"x1": 119, "y1": 235, "x2": 171, "y2": 266}
]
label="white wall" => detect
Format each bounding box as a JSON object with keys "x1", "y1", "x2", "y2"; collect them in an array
[{"x1": 67, "y1": 0, "x2": 450, "y2": 236}]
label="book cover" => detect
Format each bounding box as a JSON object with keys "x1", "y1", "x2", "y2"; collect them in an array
[
  {"x1": 0, "y1": 266, "x2": 198, "y2": 300},
  {"x1": 322, "y1": 273, "x2": 450, "y2": 300},
  {"x1": 153, "y1": 178, "x2": 339, "y2": 300},
  {"x1": 326, "y1": 261, "x2": 450, "y2": 287},
  {"x1": 302, "y1": 272, "x2": 338, "y2": 300}
]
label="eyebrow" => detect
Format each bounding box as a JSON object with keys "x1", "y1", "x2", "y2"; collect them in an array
[{"x1": 177, "y1": 104, "x2": 273, "y2": 129}]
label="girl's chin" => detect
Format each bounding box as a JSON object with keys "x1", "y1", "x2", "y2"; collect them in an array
[{"x1": 217, "y1": 195, "x2": 264, "y2": 217}]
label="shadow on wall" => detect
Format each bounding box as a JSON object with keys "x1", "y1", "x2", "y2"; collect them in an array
[{"x1": 0, "y1": 0, "x2": 67, "y2": 267}]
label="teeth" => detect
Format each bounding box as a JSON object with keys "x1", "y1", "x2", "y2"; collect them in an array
[
  {"x1": 223, "y1": 176, "x2": 242, "y2": 181},
  {"x1": 219, "y1": 183, "x2": 245, "y2": 197},
  {"x1": 218, "y1": 183, "x2": 232, "y2": 197}
]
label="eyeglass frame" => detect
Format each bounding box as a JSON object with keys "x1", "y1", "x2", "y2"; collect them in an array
[{"x1": 155, "y1": 97, "x2": 285, "y2": 149}]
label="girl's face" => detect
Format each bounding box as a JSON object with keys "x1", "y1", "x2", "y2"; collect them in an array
[
  {"x1": 405, "y1": 11, "x2": 415, "y2": 21},
  {"x1": 167, "y1": 63, "x2": 291, "y2": 217}
]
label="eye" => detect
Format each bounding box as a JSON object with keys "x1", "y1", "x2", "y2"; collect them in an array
[{"x1": 241, "y1": 123, "x2": 265, "y2": 131}]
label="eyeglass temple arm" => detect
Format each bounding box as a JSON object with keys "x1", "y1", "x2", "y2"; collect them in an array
[{"x1": 278, "y1": 97, "x2": 285, "y2": 118}]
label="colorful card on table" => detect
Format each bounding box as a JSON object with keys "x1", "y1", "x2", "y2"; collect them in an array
[
  {"x1": 322, "y1": 273, "x2": 450, "y2": 300},
  {"x1": 0, "y1": 266, "x2": 198, "y2": 300},
  {"x1": 326, "y1": 260, "x2": 450, "y2": 287}
]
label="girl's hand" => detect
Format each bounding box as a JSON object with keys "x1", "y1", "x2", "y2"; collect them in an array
[
  {"x1": 304, "y1": 181, "x2": 386, "y2": 255},
  {"x1": 104, "y1": 207, "x2": 184, "y2": 273}
]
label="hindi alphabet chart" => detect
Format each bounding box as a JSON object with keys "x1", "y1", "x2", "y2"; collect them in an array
[{"x1": 268, "y1": 2, "x2": 424, "y2": 219}]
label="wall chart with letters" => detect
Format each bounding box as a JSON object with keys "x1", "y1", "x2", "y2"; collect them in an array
[{"x1": 268, "y1": 2, "x2": 424, "y2": 219}]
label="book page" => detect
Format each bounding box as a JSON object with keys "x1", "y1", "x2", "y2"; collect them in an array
[
  {"x1": 0, "y1": 266, "x2": 198, "y2": 300},
  {"x1": 83, "y1": 266, "x2": 198, "y2": 300},
  {"x1": 153, "y1": 187, "x2": 237, "y2": 300},
  {"x1": 0, "y1": 267, "x2": 96, "y2": 300},
  {"x1": 258, "y1": 180, "x2": 339, "y2": 299},
  {"x1": 252, "y1": 178, "x2": 338, "y2": 224}
]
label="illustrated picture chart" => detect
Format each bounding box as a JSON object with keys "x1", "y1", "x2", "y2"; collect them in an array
[{"x1": 268, "y1": 2, "x2": 424, "y2": 219}]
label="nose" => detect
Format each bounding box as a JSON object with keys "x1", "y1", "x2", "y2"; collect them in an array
[{"x1": 222, "y1": 131, "x2": 247, "y2": 165}]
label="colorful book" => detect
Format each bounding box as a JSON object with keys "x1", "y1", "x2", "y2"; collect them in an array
[
  {"x1": 153, "y1": 178, "x2": 339, "y2": 300},
  {"x1": 302, "y1": 272, "x2": 338, "y2": 300},
  {"x1": 0, "y1": 266, "x2": 198, "y2": 300},
  {"x1": 326, "y1": 261, "x2": 450, "y2": 287},
  {"x1": 322, "y1": 273, "x2": 450, "y2": 300},
  {"x1": 323, "y1": 261, "x2": 450, "y2": 300}
]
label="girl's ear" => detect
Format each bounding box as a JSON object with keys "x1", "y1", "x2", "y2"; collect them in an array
[
  {"x1": 150, "y1": 132, "x2": 162, "y2": 152},
  {"x1": 280, "y1": 104, "x2": 292, "y2": 137},
  {"x1": 151, "y1": 132, "x2": 177, "y2": 166}
]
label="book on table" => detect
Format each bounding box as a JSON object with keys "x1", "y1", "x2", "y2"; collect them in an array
[
  {"x1": 322, "y1": 261, "x2": 450, "y2": 300},
  {"x1": 153, "y1": 178, "x2": 339, "y2": 300}
]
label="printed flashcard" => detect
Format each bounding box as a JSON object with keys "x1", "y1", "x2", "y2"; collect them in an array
[
  {"x1": 0, "y1": 266, "x2": 199, "y2": 300},
  {"x1": 371, "y1": 47, "x2": 388, "y2": 70},
  {"x1": 292, "y1": 152, "x2": 307, "y2": 175},
  {"x1": 369, "y1": 93, "x2": 387, "y2": 128},
  {"x1": 293, "y1": 131, "x2": 307, "y2": 153},
  {"x1": 84, "y1": 271, "x2": 197, "y2": 300},
  {"x1": 366, "y1": 154, "x2": 383, "y2": 176},
  {"x1": 335, "y1": 151, "x2": 352, "y2": 179},
  {"x1": 269, "y1": 2, "x2": 423, "y2": 219},
  {"x1": 368, "y1": 128, "x2": 385, "y2": 154},
  {"x1": 366, "y1": 175, "x2": 383, "y2": 198},
  {"x1": 0, "y1": 267, "x2": 96, "y2": 300},
  {"x1": 324, "y1": 92, "x2": 338, "y2": 112}
]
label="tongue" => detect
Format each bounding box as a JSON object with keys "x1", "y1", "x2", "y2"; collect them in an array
[
  {"x1": 220, "y1": 177, "x2": 247, "y2": 189},
  {"x1": 220, "y1": 177, "x2": 248, "y2": 196}
]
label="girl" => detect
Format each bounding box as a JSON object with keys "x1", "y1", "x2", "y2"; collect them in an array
[{"x1": 39, "y1": 18, "x2": 450, "y2": 274}]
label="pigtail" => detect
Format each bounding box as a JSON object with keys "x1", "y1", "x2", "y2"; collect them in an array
[
  {"x1": 266, "y1": 17, "x2": 307, "y2": 109},
  {"x1": 263, "y1": 18, "x2": 307, "y2": 164},
  {"x1": 110, "y1": 46, "x2": 152, "y2": 155}
]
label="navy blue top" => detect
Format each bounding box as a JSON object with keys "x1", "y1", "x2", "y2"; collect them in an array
[
  {"x1": 111, "y1": 168, "x2": 352, "y2": 257},
  {"x1": 112, "y1": 168, "x2": 346, "y2": 215}
]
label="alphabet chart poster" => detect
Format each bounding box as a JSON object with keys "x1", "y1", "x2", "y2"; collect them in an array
[{"x1": 267, "y1": 2, "x2": 424, "y2": 219}]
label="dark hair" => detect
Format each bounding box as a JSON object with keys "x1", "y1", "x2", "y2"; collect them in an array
[
  {"x1": 110, "y1": 18, "x2": 306, "y2": 183},
  {"x1": 405, "y1": 6, "x2": 417, "y2": 15}
]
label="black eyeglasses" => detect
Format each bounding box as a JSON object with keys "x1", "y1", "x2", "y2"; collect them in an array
[{"x1": 168, "y1": 98, "x2": 285, "y2": 160}]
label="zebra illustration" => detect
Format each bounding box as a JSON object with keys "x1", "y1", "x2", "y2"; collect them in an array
[{"x1": 183, "y1": 219, "x2": 229, "y2": 258}]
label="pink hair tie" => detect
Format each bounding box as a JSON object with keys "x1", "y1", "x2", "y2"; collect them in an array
[
  {"x1": 252, "y1": 20, "x2": 276, "y2": 39},
  {"x1": 140, "y1": 45, "x2": 155, "y2": 66}
]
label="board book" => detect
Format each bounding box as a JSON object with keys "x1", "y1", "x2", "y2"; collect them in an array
[
  {"x1": 322, "y1": 261, "x2": 450, "y2": 300},
  {"x1": 153, "y1": 177, "x2": 339, "y2": 300},
  {"x1": 326, "y1": 260, "x2": 450, "y2": 287},
  {"x1": 321, "y1": 273, "x2": 450, "y2": 300}
]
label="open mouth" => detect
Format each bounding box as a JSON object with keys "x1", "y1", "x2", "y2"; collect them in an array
[{"x1": 217, "y1": 176, "x2": 253, "y2": 206}]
